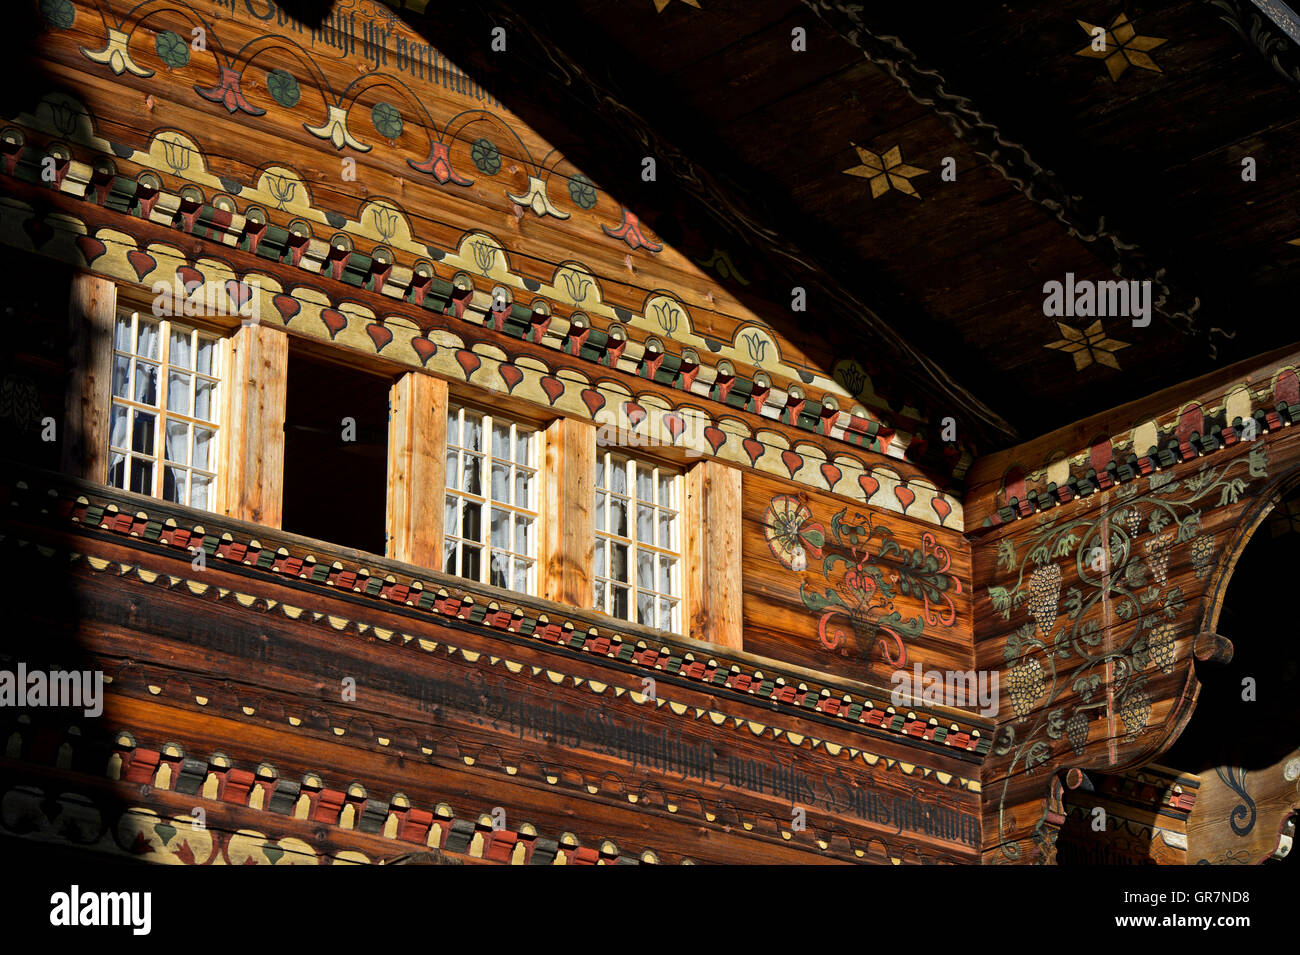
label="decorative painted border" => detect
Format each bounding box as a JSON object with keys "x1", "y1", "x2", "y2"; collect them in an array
[
  {"x1": 0, "y1": 177, "x2": 967, "y2": 528},
  {"x1": 11, "y1": 4, "x2": 979, "y2": 475},
  {"x1": 984, "y1": 367, "x2": 1300, "y2": 525},
  {"x1": 0, "y1": 471, "x2": 994, "y2": 757},
  {"x1": 2, "y1": 724, "x2": 668, "y2": 864}
]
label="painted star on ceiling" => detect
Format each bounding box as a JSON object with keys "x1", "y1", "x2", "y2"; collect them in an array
[
  {"x1": 1075, "y1": 13, "x2": 1167, "y2": 81},
  {"x1": 653, "y1": 0, "x2": 700, "y2": 10},
  {"x1": 842, "y1": 143, "x2": 928, "y2": 199},
  {"x1": 1045, "y1": 321, "x2": 1130, "y2": 370}
]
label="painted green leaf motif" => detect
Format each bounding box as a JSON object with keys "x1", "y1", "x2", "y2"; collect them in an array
[
  {"x1": 1072, "y1": 674, "x2": 1101, "y2": 699},
  {"x1": 1052, "y1": 532, "x2": 1078, "y2": 558},
  {"x1": 1218, "y1": 479, "x2": 1246, "y2": 508},
  {"x1": 996, "y1": 538, "x2": 1017, "y2": 571},
  {"x1": 1148, "y1": 509, "x2": 1169, "y2": 535},
  {"x1": 372, "y1": 101, "x2": 402, "y2": 139},
  {"x1": 1025, "y1": 740, "x2": 1051, "y2": 772},
  {"x1": 1249, "y1": 444, "x2": 1269, "y2": 478},
  {"x1": 989, "y1": 586, "x2": 1013, "y2": 620},
  {"x1": 471, "y1": 138, "x2": 501, "y2": 175},
  {"x1": 799, "y1": 585, "x2": 847, "y2": 613},
  {"x1": 155, "y1": 30, "x2": 190, "y2": 69},
  {"x1": 569, "y1": 173, "x2": 598, "y2": 209},
  {"x1": 801, "y1": 528, "x2": 825, "y2": 549},
  {"x1": 40, "y1": 0, "x2": 74, "y2": 29},
  {"x1": 1079, "y1": 618, "x2": 1102, "y2": 646},
  {"x1": 1150, "y1": 470, "x2": 1174, "y2": 491},
  {"x1": 267, "y1": 69, "x2": 300, "y2": 108}
]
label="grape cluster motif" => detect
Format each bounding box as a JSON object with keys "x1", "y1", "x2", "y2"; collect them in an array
[
  {"x1": 1027, "y1": 564, "x2": 1062, "y2": 635},
  {"x1": 1008, "y1": 658, "x2": 1046, "y2": 721}
]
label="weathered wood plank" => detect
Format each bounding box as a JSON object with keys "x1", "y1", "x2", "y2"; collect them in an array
[
  {"x1": 540, "y1": 416, "x2": 595, "y2": 608},
  {"x1": 386, "y1": 371, "x2": 447, "y2": 570},
  {"x1": 685, "y1": 458, "x2": 743, "y2": 651},
  {"x1": 61, "y1": 272, "x2": 115, "y2": 483},
  {"x1": 223, "y1": 323, "x2": 288, "y2": 527}
]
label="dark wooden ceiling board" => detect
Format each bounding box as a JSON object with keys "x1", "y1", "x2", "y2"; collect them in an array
[
  {"x1": 784, "y1": 0, "x2": 1300, "y2": 431},
  {"x1": 666, "y1": 9, "x2": 867, "y2": 123},
  {"x1": 570, "y1": 0, "x2": 797, "y2": 77},
  {"x1": 711, "y1": 62, "x2": 934, "y2": 184},
  {"x1": 851, "y1": 1, "x2": 1292, "y2": 263}
]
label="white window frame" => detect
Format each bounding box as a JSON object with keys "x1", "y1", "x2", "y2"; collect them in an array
[
  {"x1": 443, "y1": 403, "x2": 540, "y2": 594},
  {"x1": 107, "y1": 310, "x2": 224, "y2": 511},
  {"x1": 593, "y1": 450, "x2": 683, "y2": 633}
]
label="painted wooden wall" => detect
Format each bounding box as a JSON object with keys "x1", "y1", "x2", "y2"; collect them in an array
[
  {"x1": 742, "y1": 471, "x2": 972, "y2": 687},
  {"x1": 968, "y1": 350, "x2": 1300, "y2": 863}
]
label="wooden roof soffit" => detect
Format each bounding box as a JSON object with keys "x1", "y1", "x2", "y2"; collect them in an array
[{"x1": 801, "y1": 0, "x2": 1224, "y2": 358}]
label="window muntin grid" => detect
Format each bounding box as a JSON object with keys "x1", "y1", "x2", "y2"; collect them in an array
[
  {"x1": 108, "y1": 311, "x2": 222, "y2": 510},
  {"x1": 443, "y1": 405, "x2": 538, "y2": 594},
  {"x1": 594, "y1": 452, "x2": 681, "y2": 633}
]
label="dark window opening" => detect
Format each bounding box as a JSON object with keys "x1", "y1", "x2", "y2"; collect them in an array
[{"x1": 282, "y1": 351, "x2": 390, "y2": 555}]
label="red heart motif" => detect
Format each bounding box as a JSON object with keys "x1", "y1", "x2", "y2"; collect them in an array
[
  {"x1": 175, "y1": 266, "x2": 203, "y2": 290},
  {"x1": 781, "y1": 449, "x2": 803, "y2": 478},
  {"x1": 127, "y1": 250, "x2": 156, "y2": 281},
  {"x1": 22, "y1": 217, "x2": 52, "y2": 247},
  {"x1": 76, "y1": 236, "x2": 107, "y2": 264},
  {"x1": 624, "y1": 401, "x2": 646, "y2": 429},
  {"x1": 820, "y1": 463, "x2": 842, "y2": 488},
  {"x1": 455, "y1": 349, "x2": 481, "y2": 380},
  {"x1": 581, "y1": 389, "x2": 606, "y2": 418},
  {"x1": 664, "y1": 413, "x2": 685, "y2": 441},
  {"x1": 225, "y1": 280, "x2": 251, "y2": 311},
  {"x1": 273, "y1": 294, "x2": 301, "y2": 324},
  {"x1": 320, "y1": 308, "x2": 347, "y2": 340},
  {"x1": 894, "y1": 484, "x2": 915, "y2": 512},
  {"x1": 499, "y1": 364, "x2": 523, "y2": 393},
  {"x1": 365, "y1": 323, "x2": 393, "y2": 352},
  {"x1": 410, "y1": 337, "x2": 437, "y2": 365},
  {"x1": 704, "y1": 426, "x2": 726, "y2": 455},
  {"x1": 540, "y1": 375, "x2": 564, "y2": 406},
  {"x1": 858, "y1": 474, "x2": 879, "y2": 501},
  {"x1": 931, "y1": 497, "x2": 952, "y2": 525},
  {"x1": 742, "y1": 437, "x2": 764, "y2": 466}
]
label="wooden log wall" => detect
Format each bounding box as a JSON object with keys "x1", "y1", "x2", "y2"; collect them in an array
[
  {"x1": 966, "y1": 347, "x2": 1300, "y2": 863},
  {"x1": 0, "y1": 470, "x2": 989, "y2": 864},
  {"x1": 742, "y1": 471, "x2": 971, "y2": 686}
]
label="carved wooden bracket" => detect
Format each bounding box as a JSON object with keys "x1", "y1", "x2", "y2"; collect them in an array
[{"x1": 1192, "y1": 630, "x2": 1235, "y2": 665}]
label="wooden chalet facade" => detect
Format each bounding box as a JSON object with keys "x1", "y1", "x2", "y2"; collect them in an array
[{"x1": 0, "y1": 0, "x2": 1297, "y2": 867}]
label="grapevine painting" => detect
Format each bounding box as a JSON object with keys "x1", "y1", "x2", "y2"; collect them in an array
[{"x1": 986, "y1": 446, "x2": 1268, "y2": 860}]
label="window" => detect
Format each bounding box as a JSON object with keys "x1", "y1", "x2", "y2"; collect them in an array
[
  {"x1": 282, "y1": 350, "x2": 391, "y2": 554},
  {"x1": 444, "y1": 404, "x2": 538, "y2": 593},
  {"x1": 108, "y1": 311, "x2": 221, "y2": 509},
  {"x1": 594, "y1": 452, "x2": 681, "y2": 633}
]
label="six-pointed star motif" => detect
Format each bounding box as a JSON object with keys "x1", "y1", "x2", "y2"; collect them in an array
[{"x1": 842, "y1": 143, "x2": 928, "y2": 199}]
